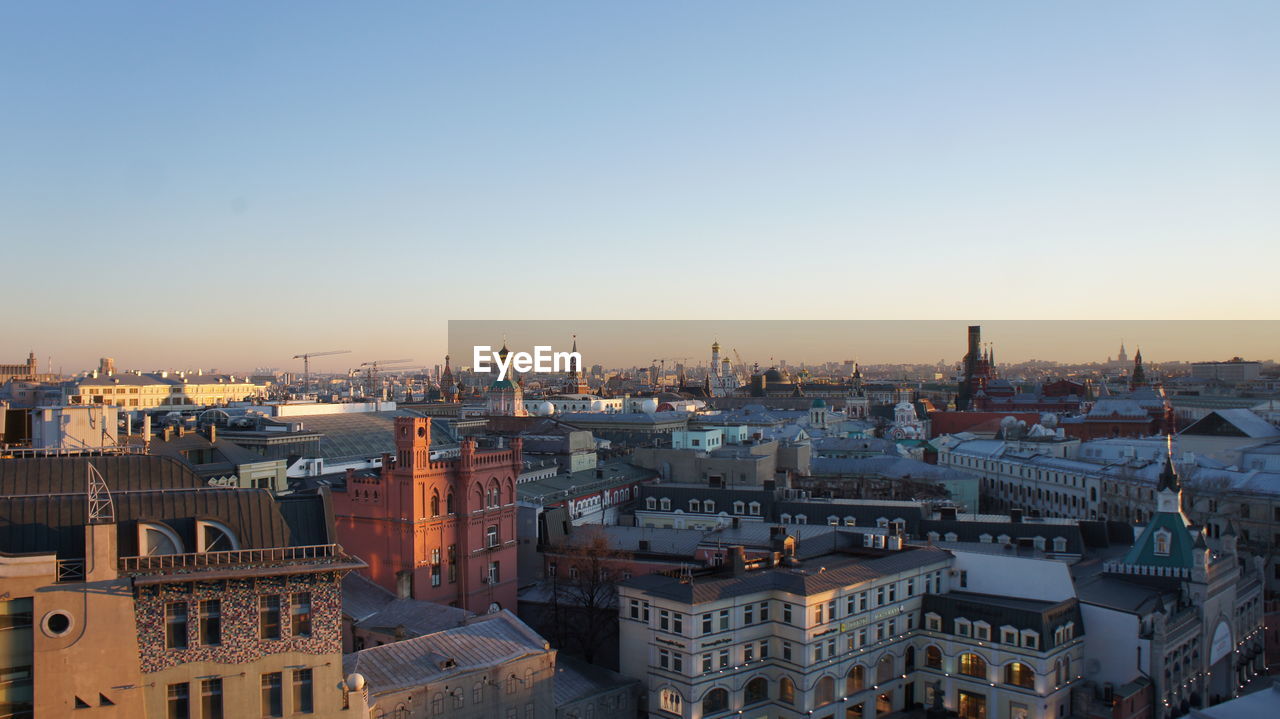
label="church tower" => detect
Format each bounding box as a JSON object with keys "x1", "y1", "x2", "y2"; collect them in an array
[
  {"x1": 486, "y1": 341, "x2": 527, "y2": 416},
  {"x1": 1130, "y1": 347, "x2": 1147, "y2": 390},
  {"x1": 564, "y1": 335, "x2": 590, "y2": 394}
]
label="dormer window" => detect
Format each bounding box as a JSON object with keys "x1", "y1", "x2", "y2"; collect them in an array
[
  {"x1": 138, "y1": 522, "x2": 184, "y2": 556},
  {"x1": 794, "y1": 514, "x2": 807, "y2": 525},
  {"x1": 748, "y1": 502, "x2": 761, "y2": 516},
  {"x1": 780, "y1": 513, "x2": 792, "y2": 524},
  {"x1": 974, "y1": 621, "x2": 991, "y2": 641},
  {"x1": 827, "y1": 516, "x2": 840, "y2": 526},
  {"x1": 1001, "y1": 626, "x2": 1018, "y2": 645},
  {"x1": 925, "y1": 613, "x2": 942, "y2": 631},
  {"x1": 1021, "y1": 629, "x2": 1040, "y2": 650},
  {"x1": 1154, "y1": 529, "x2": 1172, "y2": 556},
  {"x1": 733, "y1": 501, "x2": 745, "y2": 514},
  {"x1": 979, "y1": 533, "x2": 993, "y2": 543},
  {"x1": 944, "y1": 532, "x2": 958, "y2": 543},
  {"x1": 844, "y1": 516, "x2": 856, "y2": 526},
  {"x1": 955, "y1": 618, "x2": 972, "y2": 637},
  {"x1": 1053, "y1": 537, "x2": 1068, "y2": 553},
  {"x1": 646, "y1": 497, "x2": 656, "y2": 510},
  {"x1": 660, "y1": 498, "x2": 671, "y2": 511},
  {"x1": 703, "y1": 500, "x2": 714, "y2": 513},
  {"x1": 196, "y1": 520, "x2": 239, "y2": 553},
  {"x1": 689, "y1": 500, "x2": 701, "y2": 513}
]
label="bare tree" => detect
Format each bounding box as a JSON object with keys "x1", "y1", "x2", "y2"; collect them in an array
[{"x1": 546, "y1": 526, "x2": 632, "y2": 664}]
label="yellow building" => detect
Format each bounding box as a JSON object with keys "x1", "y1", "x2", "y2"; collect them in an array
[{"x1": 68, "y1": 370, "x2": 267, "y2": 410}]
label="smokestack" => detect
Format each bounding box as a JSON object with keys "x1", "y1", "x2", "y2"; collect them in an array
[
  {"x1": 729, "y1": 546, "x2": 748, "y2": 576},
  {"x1": 208, "y1": 424, "x2": 216, "y2": 443}
]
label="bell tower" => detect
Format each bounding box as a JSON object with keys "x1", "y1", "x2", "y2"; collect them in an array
[{"x1": 393, "y1": 416, "x2": 432, "y2": 473}]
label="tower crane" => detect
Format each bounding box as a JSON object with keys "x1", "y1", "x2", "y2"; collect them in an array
[
  {"x1": 650, "y1": 357, "x2": 692, "y2": 388},
  {"x1": 292, "y1": 350, "x2": 351, "y2": 395},
  {"x1": 358, "y1": 359, "x2": 414, "y2": 398}
]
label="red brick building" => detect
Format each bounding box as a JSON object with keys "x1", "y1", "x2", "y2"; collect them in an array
[{"x1": 333, "y1": 416, "x2": 520, "y2": 613}]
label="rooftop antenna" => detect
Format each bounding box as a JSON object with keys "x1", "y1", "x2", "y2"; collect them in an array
[{"x1": 87, "y1": 462, "x2": 115, "y2": 524}]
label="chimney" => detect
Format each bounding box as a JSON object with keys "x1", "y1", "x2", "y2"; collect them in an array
[
  {"x1": 163, "y1": 425, "x2": 174, "y2": 442},
  {"x1": 345, "y1": 467, "x2": 355, "y2": 484},
  {"x1": 207, "y1": 425, "x2": 216, "y2": 443},
  {"x1": 395, "y1": 570, "x2": 412, "y2": 599},
  {"x1": 729, "y1": 546, "x2": 748, "y2": 576},
  {"x1": 380, "y1": 452, "x2": 392, "y2": 473},
  {"x1": 1010, "y1": 508, "x2": 1023, "y2": 523}
]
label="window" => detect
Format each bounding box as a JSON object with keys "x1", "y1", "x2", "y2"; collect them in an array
[
  {"x1": 488, "y1": 561, "x2": 501, "y2": 585},
  {"x1": 660, "y1": 498, "x2": 671, "y2": 511},
  {"x1": 782, "y1": 641, "x2": 792, "y2": 661},
  {"x1": 759, "y1": 639, "x2": 769, "y2": 658},
  {"x1": 486, "y1": 525, "x2": 499, "y2": 548},
  {"x1": 167, "y1": 683, "x2": 190, "y2": 719},
  {"x1": 1005, "y1": 662, "x2": 1035, "y2": 689},
  {"x1": 779, "y1": 677, "x2": 796, "y2": 705},
  {"x1": 261, "y1": 673, "x2": 283, "y2": 718},
  {"x1": 719, "y1": 609, "x2": 729, "y2": 631},
  {"x1": 702, "y1": 688, "x2": 729, "y2": 714},
  {"x1": 290, "y1": 593, "x2": 312, "y2": 637},
  {"x1": 1154, "y1": 529, "x2": 1171, "y2": 556},
  {"x1": 847, "y1": 664, "x2": 865, "y2": 692},
  {"x1": 816, "y1": 676, "x2": 835, "y2": 705},
  {"x1": 166, "y1": 602, "x2": 188, "y2": 650},
  {"x1": 200, "y1": 679, "x2": 223, "y2": 719},
  {"x1": 958, "y1": 653, "x2": 987, "y2": 679},
  {"x1": 718, "y1": 649, "x2": 729, "y2": 668},
  {"x1": 748, "y1": 502, "x2": 761, "y2": 515},
  {"x1": 759, "y1": 601, "x2": 769, "y2": 621},
  {"x1": 431, "y1": 491, "x2": 440, "y2": 516},
  {"x1": 926, "y1": 645, "x2": 942, "y2": 669},
  {"x1": 876, "y1": 655, "x2": 894, "y2": 683},
  {"x1": 199, "y1": 600, "x2": 221, "y2": 646},
  {"x1": 659, "y1": 688, "x2": 682, "y2": 714},
  {"x1": 1053, "y1": 537, "x2": 1068, "y2": 553},
  {"x1": 955, "y1": 618, "x2": 972, "y2": 637},
  {"x1": 196, "y1": 520, "x2": 239, "y2": 552},
  {"x1": 974, "y1": 621, "x2": 991, "y2": 641},
  {"x1": 646, "y1": 497, "x2": 656, "y2": 510},
  {"x1": 448, "y1": 544, "x2": 457, "y2": 583},
  {"x1": 293, "y1": 669, "x2": 313, "y2": 714},
  {"x1": 432, "y1": 693, "x2": 444, "y2": 714},
  {"x1": 733, "y1": 501, "x2": 744, "y2": 514},
  {"x1": 744, "y1": 677, "x2": 768, "y2": 704},
  {"x1": 259, "y1": 595, "x2": 281, "y2": 640},
  {"x1": 1021, "y1": 630, "x2": 1039, "y2": 650},
  {"x1": 140, "y1": 522, "x2": 184, "y2": 555},
  {"x1": 744, "y1": 643, "x2": 754, "y2": 662},
  {"x1": 704, "y1": 500, "x2": 715, "y2": 513},
  {"x1": 744, "y1": 604, "x2": 754, "y2": 625},
  {"x1": 1001, "y1": 626, "x2": 1018, "y2": 645},
  {"x1": 783, "y1": 603, "x2": 793, "y2": 624},
  {"x1": 701, "y1": 653, "x2": 712, "y2": 673}
]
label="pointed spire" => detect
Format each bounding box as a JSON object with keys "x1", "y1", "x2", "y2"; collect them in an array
[{"x1": 1157, "y1": 433, "x2": 1179, "y2": 493}]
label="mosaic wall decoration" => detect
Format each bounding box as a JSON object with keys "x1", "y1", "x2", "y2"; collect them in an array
[{"x1": 135, "y1": 571, "x2": 343, "y2": 673}]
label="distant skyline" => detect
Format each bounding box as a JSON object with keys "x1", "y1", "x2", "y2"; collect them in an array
[
  {"x1": 3, "y1": 2, "x2": 1278, "y2": 366},
  {"x1": 10, "y1": 320, "x2": 1276, "y2": 376}
]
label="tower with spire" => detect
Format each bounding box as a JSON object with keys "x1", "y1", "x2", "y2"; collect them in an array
[
  {"x1": 1130, "y1": 347, "x2": 1147, "y2": 390},
  {"x1": 439, "y1": 354, "x2": 458, "y2": 402},
  {"x1": 1117, "y1": 340, "x2": 1128, "y2": 364},
  {"x1": 563, "y1": 334, "x2": 590, "y2": 394}
]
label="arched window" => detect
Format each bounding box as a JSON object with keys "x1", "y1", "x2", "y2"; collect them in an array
[
  {"x1": 959, "y1": 653, "x2": 987, "y2": 679},
  {"x1": 744, "y1": 676, "x2": 768, "y2": 705},
  {"x1": 646, "y1": 497, "x2": 656, "y2": 510},
  {"x1": 701, "y1": 687, "x2": 729, "y2": 714},
  {"x1": 905, "y1": 646, "x2": 916, "y2": 671},
  {"x1": 431, "y1": 693, "x2": 443, "y2": 714},
  {"x1": 431, "y1": 491, "x2": 440, "y2": 517},
  {"x1": 1005, "y1": 662, "x2": 1035, "y2": 689},
  {"x1": 138, "y1": 522, "x2": 183, "y2": 555},
  {"x1": 846, "y1": 664, "x2": 865, "y2": 693},
  {"x1": 778, "y1": 677, "x2": 795, "y2": 705},
  {"x1": 659, "y1": 688, "x2": 682, "y2": 714},
  {"x1": 876, "y1": 654, "x2": 895, "y2": 683},
  {"x1": 815, "y1": 676, "x2": 835, "y2": 705},
  {"x1": 195, "y1": 519, "x2": 239, "y2": 552},
  {"x1": 795, "y1": 514, "x2": 807, "y2": 524},
  {"x1": 779, "y1": 513, "x2": 791, "y2": 524},
  {"x1": 446, "y1": 492, "x2": 455, "y2": 514},
  {"x1": 486, "y1": 525, "x2": 499, "y2": 548},
  {"x1": 926, "y1": 645, "x2": 942, "y2": 669}
]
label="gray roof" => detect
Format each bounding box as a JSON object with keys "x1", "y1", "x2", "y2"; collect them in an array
[
  {"x1": 921, "y1": 591, "x2": 1083, "y2": 650},
  {"x1": 517, "y1": 461, "x2": 658, "y2": 504},
  {"x1": 622, "y1": 546, "x2": 951, "y2": 604},
  {"x1": 264, "y1": 410, "x2": 457, "y2": 464},
  {"x1": 553, "y1": 655, "x2": 638, "y2": 707},
  {"x1": 810, "y1": 456, "x2": 971, "y2": 482},
  {"x1": 1181, "y1": 409, "x2": 1280, "y2": 439},
  {"x1": 355, "y1": 597, "x2": 472, "y2": 639},
  {"x1": 343, "y1": 610, "x2": 549, "y2": 695},
  {"x1": 342, "y1": 571, "x2": 396, "y2": 622}
]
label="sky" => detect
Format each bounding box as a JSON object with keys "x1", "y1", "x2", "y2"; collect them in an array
[{"x1": 2, "y1": 2, "x2": 1277, "y2": 373}]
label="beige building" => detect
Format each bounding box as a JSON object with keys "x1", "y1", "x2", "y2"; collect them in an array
[
  {"x1": 0, "y1": 454, "x2": 362, "y2": 718},
  {"x1": 67, "y1": 370, "x2": 268, "y2": 411}
]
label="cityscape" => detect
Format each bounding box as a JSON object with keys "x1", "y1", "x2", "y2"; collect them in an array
[
  {"x1": 3, "y1": 3, "x2": 1278, "y2": 719},
  {"x1": 1, "y1": 324, "x2": 1278, "y2": 719}
]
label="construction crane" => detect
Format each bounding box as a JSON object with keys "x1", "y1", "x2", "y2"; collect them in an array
[
  {"x1": 732, "y1": 348, "x2": 746, "y2": 378},
  {"x1": 358, "y1": 359, "x2": 414, "y2": 398},
  {"x1": 650, "y1": 357, "x2": 692, "y2": 389},
  {"x1": 292, "y1": 350, "x2": 351, "y2": 395}
]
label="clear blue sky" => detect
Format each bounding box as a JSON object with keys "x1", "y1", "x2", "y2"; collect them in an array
[{"x1": 2, "y1": 2, "x2": 1277, "y2": 372}]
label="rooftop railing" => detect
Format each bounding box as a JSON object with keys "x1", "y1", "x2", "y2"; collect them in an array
[{"x1": 120, "y1": 544, "x2": 342, "y2": 572}]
